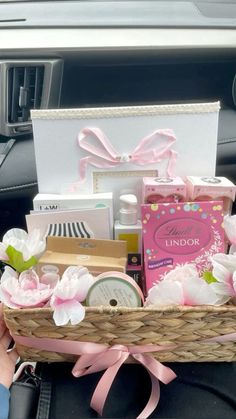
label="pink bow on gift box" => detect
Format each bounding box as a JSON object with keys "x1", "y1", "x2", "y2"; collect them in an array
[{"x1": 76, "y1": 127, "x2": 178, "y2": 183}]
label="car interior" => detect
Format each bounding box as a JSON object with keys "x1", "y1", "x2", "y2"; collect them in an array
[
  {"x1": 1, "y1": 1, "x2": 236, "y2": 418},
  {"x1": 1, "y1": 48, "x2": 236, "y2": 236}
]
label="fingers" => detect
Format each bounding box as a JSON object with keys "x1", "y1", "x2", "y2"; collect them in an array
[
  {"x1": 8, "y1": 347, "x2": 19, "y2": 365},
  {"x1": 0, "y1": 303, "x2": 7, "y2": 339},
  {"x1": 0, "y1": 318, "x2": 6, "y2": 339},
  {"x1": 0, "y1": 304, "x2": 18, "y2": 366},
  {"x1": 0, "y1": 329, "x2": 12, "y2": 351}
]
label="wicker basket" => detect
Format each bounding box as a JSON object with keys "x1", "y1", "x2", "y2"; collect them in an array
[{"x1": 3, "y1": 303, "x2": 236, "y2": 363}]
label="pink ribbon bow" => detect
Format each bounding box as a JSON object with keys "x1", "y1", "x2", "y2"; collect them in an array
[
  {"x1": 13, "y1": 335, "x2": 176, "y2": 419},
  {"x1": 14, "y1": 332, "x2": 236, "y2": 418},
  {"x1": 77, "y1": 127, "x2": 177, "y2": 183},
  {"x1": 72, "y1": 343, "x2": 176, "y2": 419}
]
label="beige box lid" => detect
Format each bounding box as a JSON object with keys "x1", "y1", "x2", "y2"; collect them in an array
[{"x1": 37, "y1": 236, "x2": 127, "y2": 275}]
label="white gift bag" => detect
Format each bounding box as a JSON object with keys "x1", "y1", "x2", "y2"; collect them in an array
[{"x1": 31, "y1": 102, "x2": 220, "y2": 215}]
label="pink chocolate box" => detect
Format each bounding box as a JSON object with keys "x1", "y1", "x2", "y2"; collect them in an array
[{"x1": 141, "y1": 201, "x2": 225, "y2": 293}]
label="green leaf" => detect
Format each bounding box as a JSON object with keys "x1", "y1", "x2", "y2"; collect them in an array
[
  {"x1": 5, "y1": 245, "x2": 38, "y2": 273},
  {"x1": 202, "y1": 271, "x2": 218, "y2": 284}
]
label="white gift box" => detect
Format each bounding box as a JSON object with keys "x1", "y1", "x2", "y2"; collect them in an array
[{"x1": 31, "y1": 102, "x2": 220, "y2": 214}]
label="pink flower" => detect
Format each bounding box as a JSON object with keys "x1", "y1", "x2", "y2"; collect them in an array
[
  {"x1": 211, "y1": 253, "x2": 236, "y2": 273},
  {"x1": 0, "y1": 267, "x2": 59, "y2": 309},
  {"x1": 162, "y1": 264, "x2": 198, "y2": 283},
  {"x1": 145, "y1": 269, "x2": 228, "y2": 307},
  {"x1": 224, "y1": 215, "x2": 236, "y2": 253},
  {"x1": 210, "y1": 254, "x2": 236, "y2": 298},
  {"x1": 0, "y1": 243, "x2": 8, "y2": 261},
  {"x1": 50, "y1": 266, "x2": 94, "y2": 326}
]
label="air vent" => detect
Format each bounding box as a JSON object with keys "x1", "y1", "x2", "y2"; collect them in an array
[
  {"x1": 0, "y1": 59, "x2": 63, "y2": 137},
  {"x1": 8, "y1": 66, "x2": 44, "y2": 124}
]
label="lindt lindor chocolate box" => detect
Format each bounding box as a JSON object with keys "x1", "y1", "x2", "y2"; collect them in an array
[{"x1": 141, "y1": 201, "x2": 225, "y2": 292}]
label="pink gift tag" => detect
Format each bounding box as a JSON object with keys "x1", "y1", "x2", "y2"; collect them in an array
[{"x1": 141, "y1": 201, "x2": 225, "y2": 293}]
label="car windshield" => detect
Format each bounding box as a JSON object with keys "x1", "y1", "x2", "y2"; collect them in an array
[{"x1": 1, "y1": 0, "x2": 236, "y2": 29}]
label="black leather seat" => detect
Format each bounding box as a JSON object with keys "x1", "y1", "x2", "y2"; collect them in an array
[{"x1": 216, "y1": 108, "x2": 236, "y2": 183}]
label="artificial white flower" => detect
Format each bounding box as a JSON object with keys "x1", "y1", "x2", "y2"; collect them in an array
[
  {"x1": 162, "y1": 264, "x2": 199, "y2": 283},
  {"x1": 50, "y1": 266, "x2": 95, "y2": 326},
  {"x1": 210, "y1": 257, "x2": 236, "y2": 298},
  {"x1": 223, "y1": 215, "x2": 236, "y2": 253},
  {"x1": 0, "y1": 228, "x2": 46, "y2": 272},
  {"x1": 211, "y1": 253, "x2": 236, "y2": 274},
  {"x1": 145, "y1": 267, "x2": 229, "y2": 307}
]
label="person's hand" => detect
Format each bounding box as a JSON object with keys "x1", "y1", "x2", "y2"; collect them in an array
[{"x1": 0, "y1": 303, "x2": 18, "y2": 389}]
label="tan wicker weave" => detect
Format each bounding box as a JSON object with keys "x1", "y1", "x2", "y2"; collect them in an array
[{"x1": 3, "y1": 304, "x2": 236, "y2": 363}]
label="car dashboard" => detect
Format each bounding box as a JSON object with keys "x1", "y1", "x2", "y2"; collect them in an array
[{"x1": 1, "y1": 17, "x2": 236, "y2": 233}]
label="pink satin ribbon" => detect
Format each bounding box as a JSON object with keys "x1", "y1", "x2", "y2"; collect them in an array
[
  {"x1": 13, "y1": 332, "x2": 236, "y2": 418},
  {"x1": 77, "y1": 127, "x2": 177, "y2": 182},
  {"x1": 13, "y1": 334, "x2": 176, "y2": 418}
]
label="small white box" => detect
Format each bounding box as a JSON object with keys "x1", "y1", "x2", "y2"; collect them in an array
[
  {"x1": 27, "y1": 207, "x2": 111, "y2": 240},
  {"x1": 33, "y1": 192, "x2": 114, "y2": 237}
]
